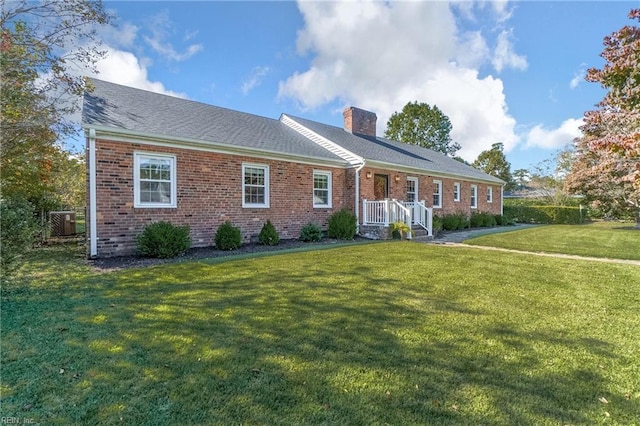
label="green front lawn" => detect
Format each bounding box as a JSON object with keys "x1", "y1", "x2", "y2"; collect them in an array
[
  {"x1": 465, "y1": 221, "x2": 640, "y2": 261},
  {"x1": 2, "y1": 242, "x2": 639, "y2": 424}
]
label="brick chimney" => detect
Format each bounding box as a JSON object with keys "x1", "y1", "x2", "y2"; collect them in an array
[{"x1": 343, "y1": 106, "x2": 377, "y2": 137}]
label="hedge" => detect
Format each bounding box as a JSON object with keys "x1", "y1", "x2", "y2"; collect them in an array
[{"x1": 503, "y1": 205, "x2": 586, "y2": 224}]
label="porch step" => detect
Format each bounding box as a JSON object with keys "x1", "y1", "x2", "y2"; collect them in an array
[{"x1": 411, "y1": 225, "x2": 430, "y2": 238}]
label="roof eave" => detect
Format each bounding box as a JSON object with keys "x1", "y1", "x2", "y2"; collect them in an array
[
  {"x1": 365, "y1": 159, "x2": 505, "y2": 185},
  {"x1": 82, "y1": 124, "x2": 350, "y2": 168}
]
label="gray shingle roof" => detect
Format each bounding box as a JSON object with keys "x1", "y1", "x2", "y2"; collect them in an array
[
  {"x1": 284, "y1": 115, "x2": 504, "y2": 184},
  {"x1": 83, "y1": 79, "x2": 503, "y2": 184},
  {"x1": 82, "y1": 78, "x2": 346, "y2": 163}
]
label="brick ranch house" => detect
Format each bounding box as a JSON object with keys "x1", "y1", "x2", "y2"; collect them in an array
[{"x1": 82, "y1": 79, "x2": 504, "y2": 258}]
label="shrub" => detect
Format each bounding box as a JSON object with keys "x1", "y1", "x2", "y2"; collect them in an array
[
  {"x1": 300, "y1": 222, "x2": 323, "y2": 242},
  {"x1": 442, "y1": 212, "x2": 468, "y2": 231},
  {"x1": 469, "y1": 212, "x2": 484, "y2": 228},
  {"x1": 483, "y1": 212, "x2": 497, "y2": 227},
  {"x1": 215, "y1": 221, "x2": 242, "y2": 250},
  {"x1": 1, "y1": 197, "x2": 39, "y2": 279},
  {"x1": 391, "y1": 221, "x2": 411, "y2": 239},
  {"x1": 503, "y1": 205, "x2": 585, "y2": 224},
  {"x1": 327, "y1": 209, "x2": 357, "y2": 240},
  {"x1": 432, "y1": 215, "x2": 443, "y2": 234},
  {"x1": 258, "y1": 220, "x2": 280, "y2": 246},
  {"x1": 136, "y1": 221, "x2": 191, "y2": 258}
]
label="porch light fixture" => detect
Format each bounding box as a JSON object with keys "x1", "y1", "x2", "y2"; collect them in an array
[
  {"x1": 366, "y1": 171, "x2": 372, "y2": 179},
  {"x1": 395, "y1": 175, "x2": 401, "y2": 182}
]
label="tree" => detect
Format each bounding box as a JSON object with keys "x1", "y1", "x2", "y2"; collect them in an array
[
  {"x1": 512, "y1": 168, "x2": 530, "y2": 191},
  {"x1": 1, "y1": 1, "x2": 110, "y2": 276},
  {"x1": 384, "y1": 101, "x2": 461, "y2": 156},
  {"x1": 565, "y1": 9, "x2": 640, "y2": 226},
  {"x1": 1, "y1": 1, "x2": 110, "y2": 208},
  {"x1": 528, "y1": 149, "x2": 577, "y2": 205},
  {"x1": 472, "y1": 142, "x2": 513, "y2": 189}
]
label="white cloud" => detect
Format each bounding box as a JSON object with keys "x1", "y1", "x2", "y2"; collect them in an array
[
  {"x1": 569, "y1": 64, "x2": 587, "y2": 89},
  {"x1": 241, "y1": 66, "x2": 270, "y2": 95},
  {"x1": 92, "y1": 46, "x2": 186, "y2": 98},
  {"x1": 142, "y1": 10, "x2": 203, "y2": 62},
  {"x1": 524, "y1": 118, "x2": 583, "y2": 149},
  {"x1": 98, "y1": 21, "x2": 138, "y2": 49},
  {"x1": 279, "y1": 1, "x2": 525, "y2": 162},
  {"x1": 492, "y1": 29, "x2": 528, "y2": 73}
]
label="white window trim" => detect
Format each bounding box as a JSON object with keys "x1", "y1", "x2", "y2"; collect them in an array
[
  {"x1": 487, "y1": 186, "x2": 493, "y2": 203},
  {"x1": 242, "y1": 163, "x2": 270, "y2": 208},
  {"x1": 133, "y1": 152, "x2": 177, "y2": 208},
  {"x1": 470, "y1": 184, "x2": 478, "y2": 209},
  {"x1": 313, "y1": 170, "x2": 332, "y2": 208},
  {"x1": 453, "y1": 182, "x2": 461, "y2": 202},
  {"x1": 433, "y1": 180, "x2": 442, "y2": 209}
]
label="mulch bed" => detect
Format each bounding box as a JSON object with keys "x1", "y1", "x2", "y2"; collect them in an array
[{"x1": 90, "y1": 236, "x2": 371, "y2": 272}]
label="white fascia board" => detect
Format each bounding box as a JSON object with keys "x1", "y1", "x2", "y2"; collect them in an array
[{"x1": 84, "y1": 125, "x2": 349, "y2": 169}]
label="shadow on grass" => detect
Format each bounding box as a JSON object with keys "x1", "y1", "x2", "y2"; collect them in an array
[{"x1": 2, "y1": 244, "x2": 638, "y2": 424}]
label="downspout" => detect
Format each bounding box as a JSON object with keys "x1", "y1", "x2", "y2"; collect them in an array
[
  {"x1": 88, "y1": 128, "x2": 98, "y2": 258},
  {"x1": 501, "y1": 185, "x2": 504, "y2": 216},
  {"x1": 354, "y1": 161, "x2": 366, "y2": 234}
]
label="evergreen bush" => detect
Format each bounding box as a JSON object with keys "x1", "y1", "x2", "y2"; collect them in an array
[
  {"x1": 136, "y1": 221, "x2": 191, "y2": 258},
  {"x1": 300, "y1": 222, "x2": 323, "y2": 242},
  {"x1": 327, "y1": 209, "x2": 357, "y2": 240},
  {"x1": 258, "y1": 220, "x2": 280, "y2": 246},
  {"x1": 214, "y1": 221, "x2": 242, "y2": 250}
]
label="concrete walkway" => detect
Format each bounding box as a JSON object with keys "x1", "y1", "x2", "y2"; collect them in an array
[
  {"x1": 413, "y1": 224, "x2": 539, "y2": 244},
  {"x1": 413, "y1": 224, "x2": 640, "y2": 267}
]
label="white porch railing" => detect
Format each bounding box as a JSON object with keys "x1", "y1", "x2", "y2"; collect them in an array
[
  {"x1": 362, "y1": 199, "x2": 433, "y2": 237},
  {"x1": 412, "y1": 200, "x2": 433, "y2": 236}
]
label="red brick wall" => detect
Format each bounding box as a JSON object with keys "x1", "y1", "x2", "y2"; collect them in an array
[{"x1": 89, "y1": 139, "x2": 352, "y2": 257}]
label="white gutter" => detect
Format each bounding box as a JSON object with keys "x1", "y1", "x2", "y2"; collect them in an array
[
  {"x1": 501, "y1": 185, "x2": 504, "y2": 216},
  {"x1": 88, "y1": 128, "x2": 98, "y2": 258}
]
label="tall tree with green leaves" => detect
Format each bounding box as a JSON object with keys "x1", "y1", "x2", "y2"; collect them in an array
[
  {"x1": 1, "y1": 0, "x2": 110, "y2": 209},
  {"x1": 565, "y1": 8, "x2": 640, "y2": 226},
  {"x1": 1, "y1": 1, "x2": 110, "y2": 276},
  {"x1": 472, "y1": 143, "x2": 513, "y2": 189},
  {"x1": 384, "y1": 101, "x2": 461, "y2": 157}
]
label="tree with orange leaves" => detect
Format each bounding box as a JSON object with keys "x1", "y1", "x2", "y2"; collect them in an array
[{"x1": 566, "y1": 9, "x2": 640, "y2": 227}]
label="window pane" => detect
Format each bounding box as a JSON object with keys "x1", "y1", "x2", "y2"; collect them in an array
[
  {"x1": 314, "y1": 174, "x2": 328, "y2": 190},
  {"x1": 314, "y1": 189, "x2": 328, "y2": 205},
  {"x1": 245, "y1": 167, "x2": 264, "y2": 186},
  {"x1": 140, "y1": 181, "x2": 172, "y2": 204}
]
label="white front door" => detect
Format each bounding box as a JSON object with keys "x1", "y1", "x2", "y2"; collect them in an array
[{"x1": 406, "y1": 177, "x2": 419, "y2": 224}]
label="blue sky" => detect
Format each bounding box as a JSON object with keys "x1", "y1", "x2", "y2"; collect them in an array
[{"x1": 80, "y1": 1, "x2": 637, "y2": 172}]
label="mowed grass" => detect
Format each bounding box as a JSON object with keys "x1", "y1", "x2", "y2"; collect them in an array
[
  {"x1": 465, "y1": 221, "x2": 640, "y2": 261},
  {"x1": 2, "y1": 241, "x2": 639, "y2": 425}
]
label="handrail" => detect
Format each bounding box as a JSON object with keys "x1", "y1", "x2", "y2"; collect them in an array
[
  {"x1": 414, "y1": 200, "x2": 433, "y2": 236},
  {"x1": 390, "y1": 199, "x2": 412, "y2": 239}
]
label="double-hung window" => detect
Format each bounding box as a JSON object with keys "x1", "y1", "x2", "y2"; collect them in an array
[
  {"x1": 487, "y1": 186, "x2": 493, "y2": 203},
  {"x1": 470, "y1": 184, "x2": 478, "y2": 209},
  {"x1": 433, "y1": 180, "x2": 442, "y2": 208},
  {"x1": 243, "y1": 163, "x2": 270, "y2": 208},
  {"x1": 313, "y1": 171, "x2": 332, "y2": 208},
  {"x1": 134, "y1": 152, "x2": 177, "y2": 208},
  {"x1": 453, "y1": 182, "x2": 461, "y2": 202}
]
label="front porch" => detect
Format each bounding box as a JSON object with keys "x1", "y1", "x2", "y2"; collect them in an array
[{"x1": 361, "y1": 199, "x2": 433, "y2": 240}]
